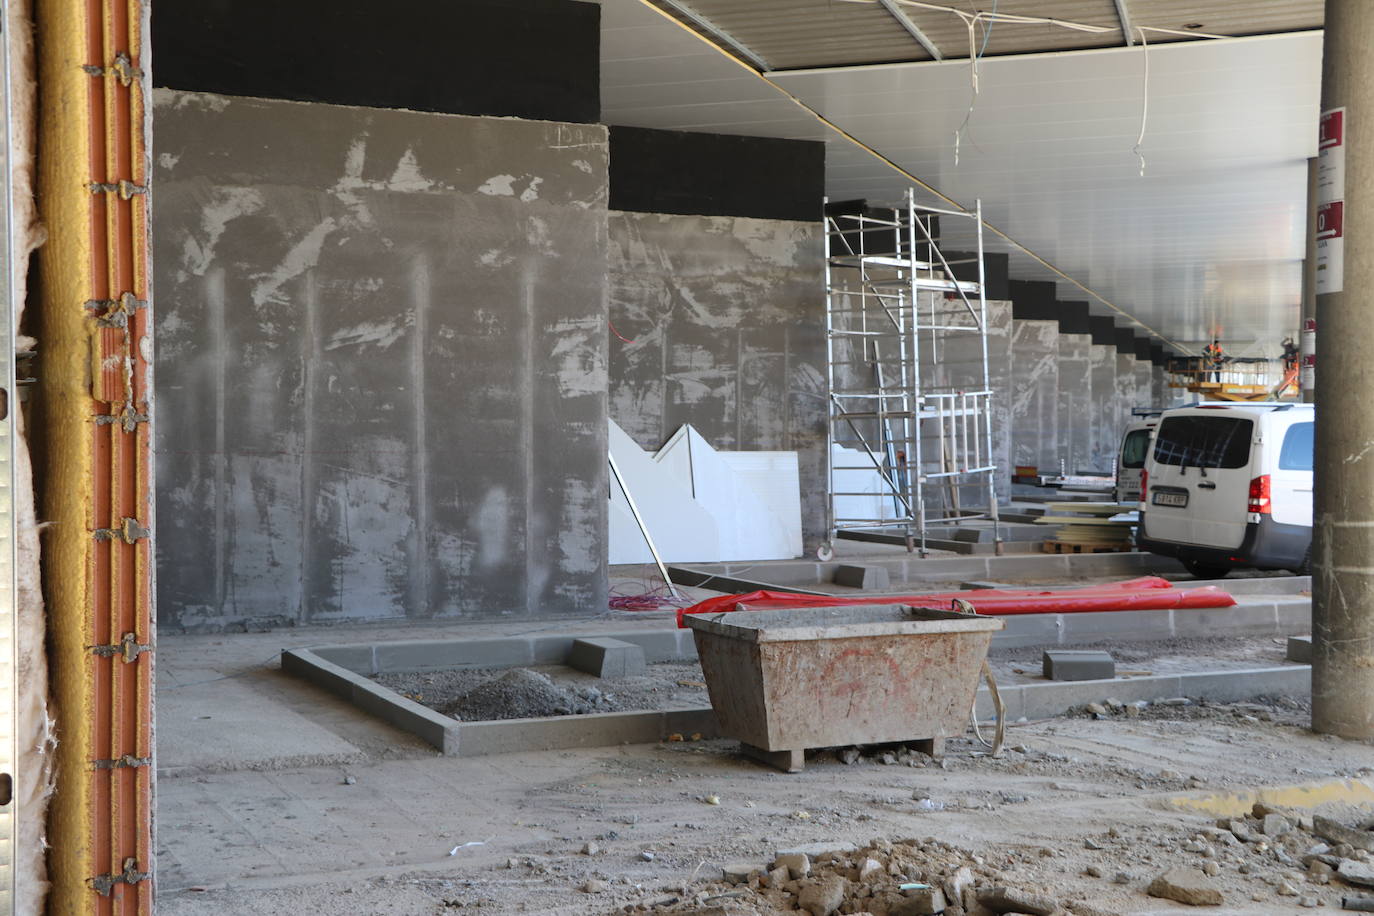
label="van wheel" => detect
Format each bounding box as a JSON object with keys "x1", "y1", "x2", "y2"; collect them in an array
[
  {"x1": 1182, "y1": 560, "x2": 1230, "y2": 579},
  {"x1": 1297, "y1": 546, "x2": 1311, "y2": 576}
]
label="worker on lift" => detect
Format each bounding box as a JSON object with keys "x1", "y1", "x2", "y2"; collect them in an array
[
  {"x1": 1281, "y1": 336, "x2": 1299, "y2": 374},
  {"x1": 1202, "y1": 338, "x2": 1227, "y2": 383}
]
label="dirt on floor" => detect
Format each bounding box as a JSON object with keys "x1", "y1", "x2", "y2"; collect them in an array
[{"x1": 157, "y1": 691, "x2": 1374, "y2": 916}]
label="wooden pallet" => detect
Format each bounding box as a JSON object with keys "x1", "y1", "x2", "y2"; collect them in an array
[{"x1": 1042, "y1": 539, "x2": 1135, "y2": 555}]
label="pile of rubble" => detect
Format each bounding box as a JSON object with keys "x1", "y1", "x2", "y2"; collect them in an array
[
  {"x1": 629, "y1": 836, "x2": 1093, "y2": 916},
  {"x1": 619, "y1": 802, "x2": 1374, "y2": 915}
]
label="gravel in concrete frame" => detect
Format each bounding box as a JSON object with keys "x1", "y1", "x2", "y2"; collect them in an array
[{"x1": 374, "y1": 661, "x2": 709, "y2": 722}]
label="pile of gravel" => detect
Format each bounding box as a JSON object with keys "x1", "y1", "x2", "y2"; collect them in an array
[{"x1": 439, "y1": 668, "x2": 619, "y2": 722}]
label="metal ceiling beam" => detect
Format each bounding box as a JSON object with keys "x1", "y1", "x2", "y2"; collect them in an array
[
  {"x1": 877, "y1": 0, "x2": 943, "y2": 60},
  {"x1": 656, "y1": 0, "x2": 770, "y2": 71},
  {"x1": 1113, "y1": 0, "x2": 1135, "y2": 45}
]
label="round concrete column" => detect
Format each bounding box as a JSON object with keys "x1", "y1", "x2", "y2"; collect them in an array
[{"x1": 1313, "y1": 0, "x2": 1374, "y2": 737}]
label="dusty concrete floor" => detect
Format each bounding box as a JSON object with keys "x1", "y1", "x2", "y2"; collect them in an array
[{"x1": 154, "y1": 554, "x2": 1356, "y2": 916}]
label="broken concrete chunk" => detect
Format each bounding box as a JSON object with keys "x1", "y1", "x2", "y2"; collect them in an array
[
  {"x1": 1146, "y1": 867, "x2": 1224, "y2": 906},
  {"x1": 858, "y1": 858, "x2": 884, "y2": 882},
  {"x1": 943, "y1": 865, "x2": 975, "y2": 903},
  {"x1": 890, "y1": 886, "x2": 946, "y2": 916},
  {"x1": 774, "y1": 851, "x2": 812, "y2": 879},
  {"x1": 1314, "y1": 816, "x2": 1374, "y2": 853},
  {"x1": 798, "y1": 876, "x2": 847, "y2": 916},
  {"x1": 1340, "y1": 859, "x2": 1374, "y2": 887},
  {"x1": 1262, "y1": 813, "x2": 1294, "y2": 837},
  {"x1": 974, "y1": 885, "x2": 1057, "y2": 915},
  {"x1": 1287, "y1": 635, "x2": 1313, "y2": 663},
  {"x1": 1226, "y1": 819, "x2": 1258, "y2": 842},
  {"x1": 721, "y1": 862, "x2": 765, "y2": 885}
]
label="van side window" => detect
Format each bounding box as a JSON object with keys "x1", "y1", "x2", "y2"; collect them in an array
[
  {"x1": 1152, "y1": 416, "x2": 1253, "y2": 469},
  {"x1": 1120, "y1": 429, "x2": 1151, "y2": 468},
  {"x1": 1279, "y1": 422, "x2": 1314, "y2": 471}
]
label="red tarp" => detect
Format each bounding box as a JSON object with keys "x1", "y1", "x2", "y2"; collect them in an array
[{"x1": 675, "y1": 575, "x2": 1236, "y2": 627}]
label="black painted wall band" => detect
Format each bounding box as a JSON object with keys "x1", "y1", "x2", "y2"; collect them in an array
[
  {"x1": 153, "y1": 0, "x2": 601, "y2": 124},
  {"x1": 1089, "y1": 315, "x2": 1116, "y2": 346},
  {"x1": 612, "y1": 127, "x2": 825, "y2": 222}
]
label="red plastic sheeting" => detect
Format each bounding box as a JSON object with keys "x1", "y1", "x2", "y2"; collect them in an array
[{"x1": 675, "y1": 576, "x2": 1236, "y2": 627}]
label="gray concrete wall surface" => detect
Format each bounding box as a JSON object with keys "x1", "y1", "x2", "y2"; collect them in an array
[
  {"x1": 153, "y1": 90, "x2": 609, "y2": 630},
  {"x1": 1114, "y1": 353, "x2": 1139, "y2": 444},
  {"x1": 1056, "y1": 332, "x2": 1093, "y2": 475},
  {"x1": 1133, "y1": 360, "x2": 1155, "y2": 412},
  {"x1": 606, "y1": 211, "x2": 826, "y2": 547},
  {"x1": 921, "y1": 299, "x2": 1013, "y2": 508},
  {"x1": 1088, "y1": 343, "x2": 1119, "y2": 474},
  {"x1": 1010, "y1": 320, "x2": 1059, "y2": 473}
]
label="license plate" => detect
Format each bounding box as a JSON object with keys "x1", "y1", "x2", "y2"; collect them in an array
[{"x1": 1152, "y1": 491, "x2": 1188, "y2": 508}]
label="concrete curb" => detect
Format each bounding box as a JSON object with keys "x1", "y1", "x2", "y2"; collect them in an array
[
  {"x1": 670, "y1": 551, "x2": 1190, "y2": 592},
  {"x1": 976, "y1": 664, "x2": 1311, "y2": 721},
  {"x1": 282, "y1": 647, "x2": 719, "y2": 756},
  {"x1": 282, "y1": 649, "x2": 461, "y2": 753},
  {"x1": 283, "y1": 606, "x2": 1311, "y2": 758}
]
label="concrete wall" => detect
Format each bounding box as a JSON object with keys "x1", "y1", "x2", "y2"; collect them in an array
[
  {"x1": 1056, "y1": 332, "x2": 1093, "y2": 475},
  {"x1": 1114, "y1": 353, "x2": 1138, "y2": 443},
  {"x1": 923, "y1": 300, "x2": 1013, "y2": 508},
  {"x1": 1088, "y1": 343, "x2": 1119, "y2": 474},
  {"x1": 606, "y1": 211, "x2": 826, "y2": 547},
  {"x1": 1010, "y1": 320, "x2": 1060, "y2": 473},
  {"x1": 153, "y1": 90, "x2": 609, "y2": 630}
]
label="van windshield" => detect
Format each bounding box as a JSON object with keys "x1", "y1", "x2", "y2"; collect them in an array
[
  {"x1": 1152, "y1": 416, "x2": 1253, "y2": 469},
  {"x1": 1120, "y1": 429, "x2": 1152, "y2": 469}
]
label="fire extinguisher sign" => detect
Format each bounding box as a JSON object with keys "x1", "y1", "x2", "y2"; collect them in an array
[{"x1": 1317, "y1": 107, "x2": 1346, "y2": 294}]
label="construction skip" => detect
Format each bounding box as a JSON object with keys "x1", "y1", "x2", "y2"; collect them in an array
[{"x1": 686, "y1": 604, "x2": 1002, "y2": 772}]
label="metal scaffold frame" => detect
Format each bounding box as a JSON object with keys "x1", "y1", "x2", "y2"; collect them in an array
[{"x1": 823, "y1": 189, "x2": 1001, "y2": 558}]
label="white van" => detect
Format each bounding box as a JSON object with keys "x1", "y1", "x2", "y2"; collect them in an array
[
  {"x1": 1115, "y1": 418, "x2": 1158, "y2": 504},
  {"x1": 1137, "y1": 402, "x2": 1313, "y2": 577}
]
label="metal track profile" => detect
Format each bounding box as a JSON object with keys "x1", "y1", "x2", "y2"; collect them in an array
[{"x1": 823, "y1": 189, "x2": 1002, "y2": 557}]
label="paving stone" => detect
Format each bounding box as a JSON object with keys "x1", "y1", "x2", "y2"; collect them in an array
[
  {"x1": 1146, "y1": 867, "x2": 1224, "y2": 906},
  {"x1": 1288, "y1": 635, "x2": 1313, "y2": 663},
  {"x1": 1043, "y1": 649, "x2": 1115, "y2": 681},
  {"x1": 567, "y1": 637, "x2": 646, "y2": 679},
  {"x1": 833, "y1": 564, "x2": 891, "y2": 590}
]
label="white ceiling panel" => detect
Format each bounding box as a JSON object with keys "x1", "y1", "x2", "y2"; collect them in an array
[{"x1": 599, "y1": 0, "x2": 1322, "y2": 355}]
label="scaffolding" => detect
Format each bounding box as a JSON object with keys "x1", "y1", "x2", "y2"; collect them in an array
[{"x1": 823, "y1": 189, "x2": 1002, "y2": 558}]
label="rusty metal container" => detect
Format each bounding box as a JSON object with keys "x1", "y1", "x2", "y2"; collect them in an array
[{"x1": 685, "y1": 604, "x2": 1003, "y2": 771}]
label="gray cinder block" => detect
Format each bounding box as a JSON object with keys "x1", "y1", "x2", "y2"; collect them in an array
[
  {"x1": 832, "y1": 564, "x2": 891, "y2": 590},
  {"x1": 1043, "y1": 649, "x2": 1116, "y2": 681},
  {"x1": 568, "y1": 637, "x2": 646, "y2": 679},
  {"x1": 1287, "y1": 635, "x2": 1313, "y2": 663}
]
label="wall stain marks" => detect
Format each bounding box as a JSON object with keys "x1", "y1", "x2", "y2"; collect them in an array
[
  {"x1": 153, "y1": 91, "x2": 609, "y2": 630},
  {"x1": 607, "y1": 210, "x2": 827, "y2": 546}
]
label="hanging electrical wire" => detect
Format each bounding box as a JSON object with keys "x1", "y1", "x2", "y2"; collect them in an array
[
  {"x1": 1132, "y1": 26, "x2": 1150, "y2": 177},
  {"x1": 840, "y1": 0, "x2": 1229, "y2": 172}
]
